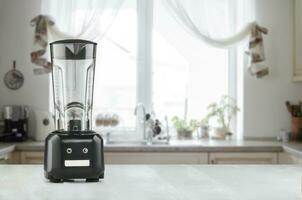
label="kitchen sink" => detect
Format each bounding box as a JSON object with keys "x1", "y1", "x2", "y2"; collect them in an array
[
  {"x1": 105, "y1": 140, "x2": 169, "y2": 145},
  {"x1": 105, "y1": 140, "x2": 148, "y2": 145}
]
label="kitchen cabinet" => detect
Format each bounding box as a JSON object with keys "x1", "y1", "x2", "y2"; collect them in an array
[
  {"x1": 20, "y1": 152, "x2": 44, "y2": 164},
  {"x1": 15, "y1": 151, "x2": 209, "y2": 165},
  {"x1": 10, "y1": 151, "x2": 282, "y2": 165},
  {"x1": 0, "y1": 154, "x2": 9, "y2": 164},
  {"x1": 0, "y1": 153, "x2": 14, "y2": 164},
  {"x1": 9, "y1": 150, "x2": 289, "y2": 165},
  {"x1": 0, "y1": 152, "x2": 20, "y2": 164},
  {"x1": 209, "y1": 152, "x2": 278, "y2": 164},
  {"x1": 105, "y1": 152, "x2": 208, "y2": 164},
  {"x1": 277, "y1": 152, "x2": 302, "y2": 164}
]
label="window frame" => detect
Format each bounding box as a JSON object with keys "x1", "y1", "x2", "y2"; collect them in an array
[
  {"x1": 136, "y1": 0, "x2": 238, "y2": 135},
  {"x1": 136, "y1": 0, "x2": 153, "y2": 113}
]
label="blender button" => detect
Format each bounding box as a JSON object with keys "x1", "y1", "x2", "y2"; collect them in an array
[
  {"x1": 83, "y1": 148, "x2": 88, "y2": 154},
  {"x1": 66, "y1": 148, "x2": 72, "y2": 154}
]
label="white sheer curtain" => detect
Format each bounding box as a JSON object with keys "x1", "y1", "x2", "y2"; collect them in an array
[
  {"x1": 162, "y1": 0, "x2": 256, "y2": 48},
  {"x1": 41, "y1": 0, "x2": 124, "y2": 42},
  {"x1": 31, "y1": 0, "x2": 124, "y2": 74}
]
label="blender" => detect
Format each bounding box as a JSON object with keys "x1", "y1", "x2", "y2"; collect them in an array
[{"x1": 44, "y1": 39, "x2": 104, "y2": 182}]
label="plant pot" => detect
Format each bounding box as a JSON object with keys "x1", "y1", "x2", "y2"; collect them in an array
[
  {"x1": 177, "y1": 129, "x2": 193, "y2": 140},
  {"x1": 210, "y1": 127, "x2": 229, "y2": 140},
  {"x1": 199, "y1": 126, "x2": 209, "y2": 139},
  {"x1": 291, "y1": 117, "x2": 302, "y2": 141}
]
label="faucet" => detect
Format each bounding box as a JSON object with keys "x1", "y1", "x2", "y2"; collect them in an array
[
  {"x1": 134, "y1": 103, "x2": 149, "y2": 143},
  {"x1": 134, "y1": 103, "x2": 146, "y2": 119}
]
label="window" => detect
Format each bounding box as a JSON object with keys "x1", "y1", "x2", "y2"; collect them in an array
[
  {"x1": 152, "y1": 1, "x2": 230, "y2": 121},
  {"x1": 93, "y1": 0, "x2": 137, "y2": 132},
  {"x1": 90, "y1": 0, "x2": 236, "y2": 136}
]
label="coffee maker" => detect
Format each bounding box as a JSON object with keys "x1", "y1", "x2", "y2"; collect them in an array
[
  {"x1": 0, "y1": 106, "x2": 29, "y2": 142},
  {"x1": 44, "y1": 39, "x2": 105, "y2": 182}
]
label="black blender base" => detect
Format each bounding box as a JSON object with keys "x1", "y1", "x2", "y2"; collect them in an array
[
  {"x1": 48, "y1": 178, "x2": 103, "y2": 183},
  {"x1": 46, "y1": 173, "x2": 104, "y2": 183},
  {"x1": 86, "y1": 173, "x2": 104, "y2": 182},
  {"x1": 44, "y1": 132, "x2": 105, "y2": 183},
  {"x1": 49, "y1": 178, "x2": 63, "y2": 183},
  {"x1": 86, "y1": 178, "x2": 99, "y2": 182},
  {"x1": 48, "y1": 179, "x2": 100, "y2": 183},
  {"x1": 46, "y1": 174, "x2": 62, "y2": 183}
]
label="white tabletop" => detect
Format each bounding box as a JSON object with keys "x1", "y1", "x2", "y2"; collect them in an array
[{"x1": 0, "y1": 165, "x2": 301, "y2": 200}]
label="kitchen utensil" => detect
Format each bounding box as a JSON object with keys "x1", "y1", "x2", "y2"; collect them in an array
[
  {"x1": 291, "y1": 117, "x2": 302, "y2": 140},
  {"x1": 4, "y1": 61, "x2": 24, "y2": 90},
  {"x1": 285, "y1": 101, "x2": 302, "y2": 117}
]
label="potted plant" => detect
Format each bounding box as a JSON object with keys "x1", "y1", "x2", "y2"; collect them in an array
[
  {"x1": 199, "y1": 117, "x2": 210, "y2": 139},
  {"x1": 204, "y1": 95, "x2": 239, "y2": 140},
  {"x1": 171, "y1": 116, "x2": 198, "y2": 140}
]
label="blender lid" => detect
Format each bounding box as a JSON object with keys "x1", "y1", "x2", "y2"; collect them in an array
[
  {"x1": 50, "y1": 39, "x2": 97, "y2": 60},
  {"x1": 51, "y1": 39, "x2": 97, "y2": 45}
]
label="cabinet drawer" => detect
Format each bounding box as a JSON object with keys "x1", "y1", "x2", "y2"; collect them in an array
[
  {"x1": 0, "y1": 152, "x2": 20, "y2": 164},
  {"x1": 18, "y1": 152, "x2": 208, "y2": 164},
  {"x1": 0, "y1": 155, "x2": 9, "y2": 164},
  {"x1": 209, "y1": 152, "x2": 277, "y2": 164},
  {"x1": 278, "y1": 152, "x2": 302, "y2": 164},
  {"x1": 20, "y1": 152, "x2": 44, "y2": 164},
  {"x1": 105, "y1": 152, "x2": 208, "y2": 164}
]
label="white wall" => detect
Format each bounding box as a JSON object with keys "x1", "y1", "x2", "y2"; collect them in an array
[
  {"x1": 0, "y1": 0, "x2": 49, "y2": 138},
  {"x1": 243, "y1": 0, "x2": 302, "y2": 138},
  {"x1": 0, "y1": 0, "x2": 301, "y2": 139}
]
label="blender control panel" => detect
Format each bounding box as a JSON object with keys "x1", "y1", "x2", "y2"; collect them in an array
[{"x1": 61, "y1": 139, "x2": 93, "y2": 167}]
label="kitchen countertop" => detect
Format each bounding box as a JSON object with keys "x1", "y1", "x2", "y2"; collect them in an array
[
  {"x1": 0, "y1": 140, "x2": 284, "y2": 154},
  {"x1": 283, "y1": 142, "x2": 302, "y2": 158},
  {"x1": 103, "y1": 140, "x2": 284, "y2": 153},
  {"x1": 0, "y1": 165, "x2": 301, "y2": 200}
]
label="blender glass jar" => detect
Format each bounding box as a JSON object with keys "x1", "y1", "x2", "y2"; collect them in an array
[{"x1": 50, "y1": 39, "x2": 97, "y2": 132}]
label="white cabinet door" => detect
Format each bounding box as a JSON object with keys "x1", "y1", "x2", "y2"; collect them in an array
[
  {"x1": 278, "y1": 152, "x2": 302, "y2": 164},
  {"x1": 0, "y1": 152, "x2": 20, "y2": 164},
  {"x1": 0, "y1": 154, "x2": 9, "y2": 164},
  {"x1": 105, "y1": 152, "x2": 208, "y2": 164},
  {"x1": 17, "y1": 151, "x2": 208, "y2": 165},
  {"x1": 20, "y1": 152, "x2": 44, "y2": 164},
  {"x1": 209, "y1": 152, "x2": 278, "y2": 164}
]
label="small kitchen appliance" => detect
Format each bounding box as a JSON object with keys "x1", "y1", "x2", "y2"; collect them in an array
[
  {"x1": 0, "y1": 105, "x2": 29, "y2": 142},
  {"x1": 44, "y1": 39, "x2": 104, "y2": 182}
]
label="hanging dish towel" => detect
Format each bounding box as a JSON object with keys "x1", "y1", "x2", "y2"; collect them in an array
[
  {"x1": 30, "y1": 15, "x2": 54, "y2": 75},
  {"x1": 246, "y1": 25, "x2": 269, "y2": 78}
]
